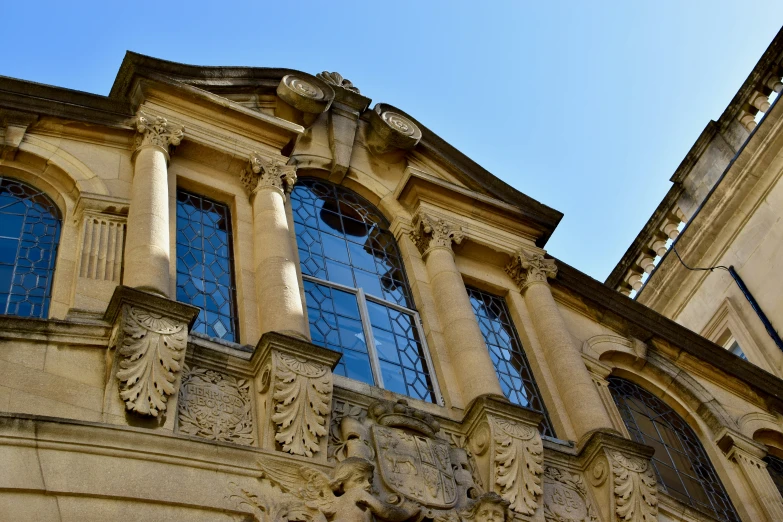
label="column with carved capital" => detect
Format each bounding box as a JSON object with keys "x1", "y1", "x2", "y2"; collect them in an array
[
  {"x1": 411, "y1": 212, "x2": 503, "y2": 404},
  {"x1": 724, "y1": 433, "x2": 783, "y2": 521},
  {"x1": 506, "y1": 251, "x2": 612, "y2": 439},
  {"x1": 242, "y1": 153, "x2": 308, "y2": 338},
  {"x1": 124, "y1": 112, "x2": 183, "y2": 297}
]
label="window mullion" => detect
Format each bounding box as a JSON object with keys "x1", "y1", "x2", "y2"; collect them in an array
[
  {"x1": 413, "y1": 310, "x2": 444, "y2": 406},
  {"x1": 357, "y1": 288, "x2": 384, "y2": 389}
]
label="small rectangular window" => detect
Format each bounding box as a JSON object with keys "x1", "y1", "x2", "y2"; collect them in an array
[{"x1": 175, "y1": 189, "x2": 238, "y2": 342}]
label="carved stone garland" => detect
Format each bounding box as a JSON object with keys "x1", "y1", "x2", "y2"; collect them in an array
[
  {"x1": 241, "y1": 152, "x2": 298, "y2": 198},
  {"x1": 606, "y1": 451, "x2": 658, "y2": 522},
  {"x1": 469, "y1": 414, "x2": 544, "y2": 516},
  {"x1": 410, "y1": 212, "x2": 466, "y2": 257},
  {"x1": 177, "y1": 364, "x2": 254, "y2": 445},
  {"x1": 271, "y1": 352, "x2": 333, "y2": 457},
  {"x1": 115, "y1": 306, "x2": 188, "y2": 416}
]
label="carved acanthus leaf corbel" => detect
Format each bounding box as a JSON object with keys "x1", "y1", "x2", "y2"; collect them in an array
[
  {"x1": 271, "y1": 352, "x2": 333, "y2": 457},
  {"x1": 410, "y1": 212, "x2": 465, "y2": 257},
  {"x1": 492, "y1": 416, "x2": 544, "y2": 515},
  {"x1": 607, "y1": 451, "x2": 658, "y2": 522},
  {"x1": 242, "y1": 152, "x2": 297, "y2": 197},
  {"x1": 506, "y1": 250, "x2": 557, "y2": 290},
  {"x1": 115, "y1": 306, "x2": 188, "y2": 416}
]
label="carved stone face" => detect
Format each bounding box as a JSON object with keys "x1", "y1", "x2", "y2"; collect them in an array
[
  {"x1": 345, "y1": 469, "x2": 373, "y2": 493},
  {"x1": 475, "y1": 504, "x2": 506, "y2": 522}
]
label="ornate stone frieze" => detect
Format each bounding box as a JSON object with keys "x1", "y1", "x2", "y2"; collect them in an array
[
  {"x1": 115, "y1": 306, "x2": 189, "y2": 416},
  {"x1": 241, "y1": 152, "x2": 297, "y2": 197},
  {"x1": 543, "y1": 466, "x2": 598, "y2": 522},
  {"x1": 177, "y1": 364, "x2": 254, "y2": 445},
  {"x1": 316, "y1": 71, "x2": 360, "y2": 93},
  {"x1": 410, "y1": 212, "x2": 466, "y2": 257},
  {"x1": 606, "y1": 450, "x2": 658, "y2": 522},
  {"x1": 131, "y1": 111, "x2": 184, "y2": 155},
  {"x1": 271, "y1": 351, "x2": 333, "y2": 457},
  {"x1": 506, "y1": 249, "x2": 558, "y2": 290}
]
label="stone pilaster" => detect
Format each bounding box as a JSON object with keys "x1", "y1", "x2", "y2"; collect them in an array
[
  {"x1": 254, "y1": 332, "x2": 341, "y2": 461},
  {"x1": 506, "y1": 250, "x2": 613, "y2": 440},
  {"x1": 242, "y1": 153, "x2": 308, "y2": 339},
  {"x1": 124, "y1": 111, "x2": 183, "y2": 297},
  {"x1": 103, "y1": 286, "x2": 199, "y2": 428},
  {"x1": 411, "y1": 211, "x2": 504, "y2": 404},
  {"x1": 584, "y1": 356, "x2": 631, "y2": 437}
]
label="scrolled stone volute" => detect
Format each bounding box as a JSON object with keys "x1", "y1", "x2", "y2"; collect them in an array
[
  {"x1": 276, "y1": 73, "x2": 335, "y2": 115},
  {"x1": 367, "y1": 103, "x2": 422, "y2": 155}
]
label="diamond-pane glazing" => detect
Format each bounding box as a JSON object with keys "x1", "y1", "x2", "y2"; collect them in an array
[
  {"x1": 176, "y1": 190, "x2": 238, "y2": 342},
  {"x1": 293, "y1": 178, "x2": 435, "y2": 403},
  {"x1": 466, "y1": 286, "x2": 554, "y2": 436},
  {"x1": 0, "y1": 178, "x2": 61, "y2": 318},
  {"x1": 608, "y1": 377, "x2": 740, "y2": 521}
]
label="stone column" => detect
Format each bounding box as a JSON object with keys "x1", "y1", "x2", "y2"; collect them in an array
[
  {"x1": 724, "y1": 433, "x2": 783, "y2": 522},
  {"x1": 124, "y1": 112, "x2": 183, "y2": 297},
  {"x1": 242, "y1": 153, "x2": 308, "y2": 338},
  {"x1": 506, "y1": 250, "x2": 612, "y2": 440},
  {"x1": 411, "y1": 212, "x2": 503, "y2": 404}
]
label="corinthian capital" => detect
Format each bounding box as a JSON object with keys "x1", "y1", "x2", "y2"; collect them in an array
[
  {"x1": 506, "y1": 250, "x2": 557, "y2": 290},
  {"x1": 131, "y1": 111, "x2": 184, "y2": 158},
  {"x1": 241, "y1": 152, "x2": 297, "y2": 198},
  {"x1": 410, "y1": 211, "x2": 465, "y2": 257}
]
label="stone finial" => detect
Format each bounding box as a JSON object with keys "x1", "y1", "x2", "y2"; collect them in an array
[
  {"x1": 410, "y1": 212, "x2": 465, "y2": 257},
  {"x1": 316, "y1": 71, "x2": 360, "y2": 93},
  {"x1": 506, "y1": 250, "x2": 557, "y2": 290},
  {"x1": 131, "y1": 111, "x2": 184, "y2": 158},
  {"x1": 241, "y1": 152, "x2": 297, "y2": 198}
]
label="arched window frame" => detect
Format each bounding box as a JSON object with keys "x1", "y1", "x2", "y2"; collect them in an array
[
  {"x1": 608, "y1": 376, "x2": 741, "y2": 521},
  {"x1": 292, "y1": 177, "x2": 443, "y2": 405},
  {"x1": 0, "y1": 176, "x2": 62, "y2": 319}
]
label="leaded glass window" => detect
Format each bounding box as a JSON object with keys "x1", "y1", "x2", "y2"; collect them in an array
[
  {"x1": 764, "y1": 454, "x2": 783, "y2": 499},
  {"x1": 466, "y1": 286, "x2": 554, "y2": 436},
  {"x1": 176, "y1": 189, "x2": 238, "y2": 342},
  {"x1": 0, "y1": 177, "x2": 61, "y2": 318},
  {"x1": 608, "y1": 377, "x2": 740, "y2": 521},
  {"x1": 292, "y1": 178, "x2": 439, "y2": 404}
]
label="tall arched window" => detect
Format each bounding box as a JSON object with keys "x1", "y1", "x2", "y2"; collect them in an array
[
  {"x1": 292, "y1": 178, "x2": 439, "y2": 403},
  {"x1": 0, "y1": 177, "x2": 61, "y2": 318},
  {"x1": 608, "y1": 377, "x2": 740, "y2": 521}
]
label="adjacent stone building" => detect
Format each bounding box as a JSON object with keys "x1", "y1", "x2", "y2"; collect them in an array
[{"x1": 1, "y1": 43, "x2": 783, "y2": 521}]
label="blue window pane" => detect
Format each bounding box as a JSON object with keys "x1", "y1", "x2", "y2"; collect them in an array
[
  {"x1": 175, "y1": 190, "x2": 238, "y2": 341},
  {"x1": 325, "y1": 259, "x2": 354, "y2": 288},
  {"x1": 466, "y1": 286, "x2": 554, "y2": 437},
  {"x1": 342, "y1": 349, "x2": 375, "y2": 385},
  {"x1": 380, "y1": 360, "x2": 407, "y2": 396}
]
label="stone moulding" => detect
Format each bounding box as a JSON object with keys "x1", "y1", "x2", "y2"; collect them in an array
[
  {"x1": 104, "y1": 286, "x2": 199, "y2": 417},
  {"x1": 543, "y1": 465, "x2": 599, "y2": 522}
]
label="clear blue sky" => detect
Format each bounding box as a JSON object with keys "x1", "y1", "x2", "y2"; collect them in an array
[{"x1": 4, "y1": 2, "x2": 782, "y2": 281}]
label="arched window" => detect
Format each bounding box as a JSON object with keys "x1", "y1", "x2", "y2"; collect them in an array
[
  {"x1": 175, "y1": 189, "x2": 239, "y2": 342},
  {"x1": 292, "y1": 178, "x2": 439, "y2": 403},
  {"x1": 608, "y1": 377, "x2": 740, "y2": 521},
  {"x1": 466, "y1": 286, "x2": 554, "y2": 436},
  {"x1": 0, "y1": 177, "x2": 61, "y2": 318}
]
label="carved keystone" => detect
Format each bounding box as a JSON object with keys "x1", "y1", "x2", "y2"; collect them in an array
[
  {"x1": 254, "y1": 332, "x2": 342, "y2": 460},
  {"x1": 103, "y1": 286, "x2": 199, "y2": 419},
  {"x1": 463, "y1": 396, "x2": 545, "y2": 517}
]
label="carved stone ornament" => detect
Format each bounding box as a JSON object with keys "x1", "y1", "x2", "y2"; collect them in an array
[
  {"x1": 468, "y1": 414, "x2": 544, "y2": 516},
  {"x1": 177, "y1": 364, "x2": 254, "y2": 445},
  {"x1": 271, "y1": 352, "x2": 333, "y2": 457},
  {"x1": 316, "y1": 71, "x2": 360, "y2": 93},
  {"x1": 607, "y1": 450, "x2": 658, "y2": 522},
  {"x1": 115, "y1": 306, "x2": 188, "y2": 416},
  {"x1": 506, "y1": 250, "x2": 558, "y2": 290},
  {"x1": 131, "y1": 111, "x2": 184, "y2": 154},
  {"x1": 241, "y1": 153, "x2": 298, "y2": 198},
  {"x1": 543, "y1": 466, "x2": 598, "y2": 522},
  {"x1": 368, "y1": 103, "x2": 422, "y2": 154},
  {"x1": 328, "y1": 400, "x2": 371, "y2": 463},
  {"x1": 410, "y1": 212, "x2": 466, "y2": 257},
  {"x1": 277, "y1": 74, "x2": 334, "y2": 114}
]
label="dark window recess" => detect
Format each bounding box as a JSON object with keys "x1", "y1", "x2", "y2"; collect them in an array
[
  {"x1": 175, "y1": 189, "x2": 239, "y2": 342},
  {"x1": 292, "y1": 178, "x2": 437, "y2": 403},
  {"x1": 0, "y1": 177, "x2": 61, "y2": 318},
  {"x1": 466, "y1": 286, "x2": 554, "y2": 437},
  {"x1": 608, "y1": 377, "x2": 741, "y2": 521},
  {"x1": 764, "y1": 454, "x2": 783, "y2": 499}
]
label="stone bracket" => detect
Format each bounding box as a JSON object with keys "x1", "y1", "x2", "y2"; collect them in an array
[
  {"x1": 0, "y1": 109, "x2": 38, "y2": 160},
  {"x1": 254, "y1": 332, "x2": 342, "y2": 460},
  {"x1": 103, "y1": 286, "x2": 199, "y2": 419}
]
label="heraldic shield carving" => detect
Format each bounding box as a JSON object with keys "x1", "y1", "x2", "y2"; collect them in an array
[{"x1": 372, "y1": 424, "x2": 457, "y2": 508}]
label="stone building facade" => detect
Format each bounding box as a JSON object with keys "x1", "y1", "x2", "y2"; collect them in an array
[{"x1": 1, "y1": 49, "x2": 783, "y2": 522}]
